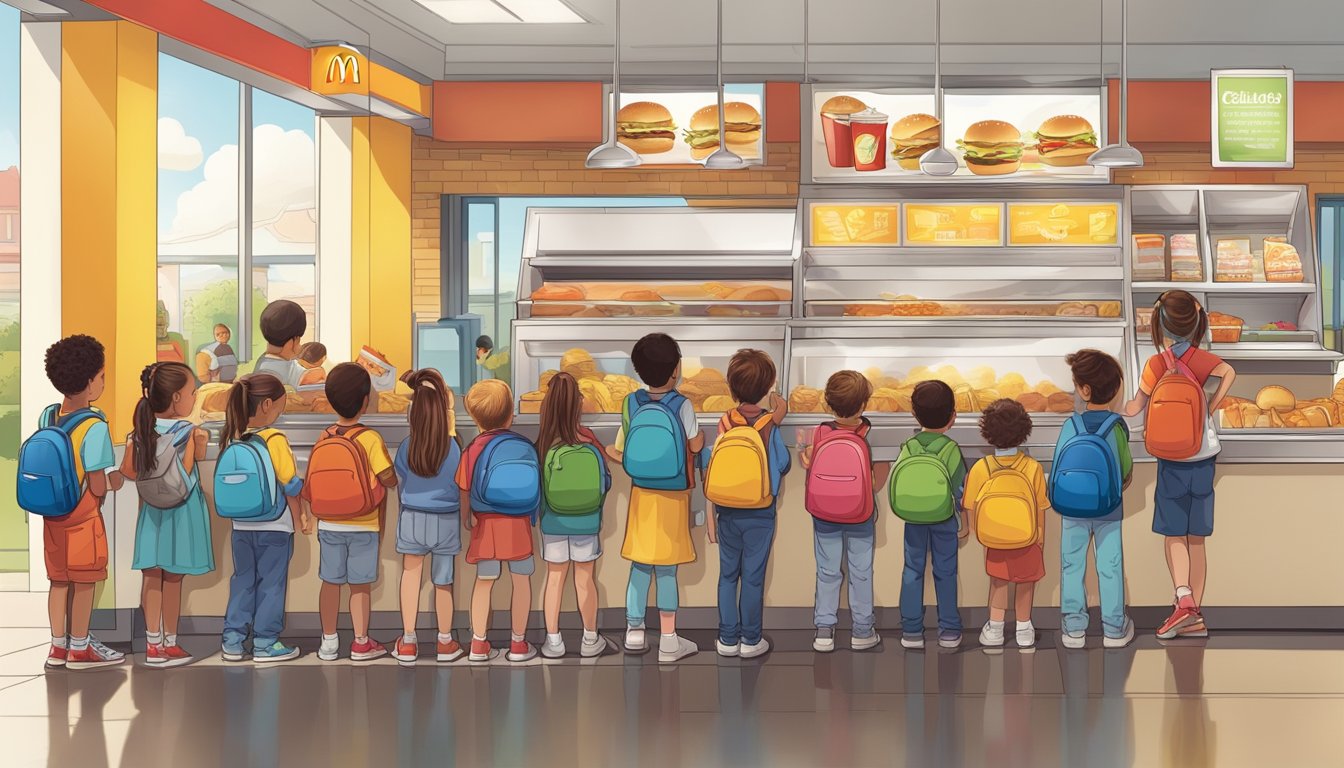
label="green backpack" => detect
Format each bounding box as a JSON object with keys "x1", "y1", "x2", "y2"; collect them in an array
[
  {"x1": 888, "y1": 436, "x2": 961, "y2": 524},
  {"x1": 543, "y1": 443, "x2": 610, "y2": 515}
]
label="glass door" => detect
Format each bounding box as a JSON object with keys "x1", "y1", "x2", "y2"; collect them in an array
[{"x1": 1318, "y1": 198, "x2": 1343, "y2": 351}]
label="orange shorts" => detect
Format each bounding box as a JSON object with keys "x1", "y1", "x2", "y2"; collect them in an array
[{"x1": 43, "y1": 490, "x2": 109, "y2": 584}]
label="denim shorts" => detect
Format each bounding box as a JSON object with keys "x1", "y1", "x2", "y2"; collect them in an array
[
  {"x1": 1153, "y1": 457, "x2": 1216, "y2": 537},
  {"x1": 396, "y1": 509, "x2": 461, "y2": 585},
  {"x1": 475, "y1": 557, "x2": 535, "y2": 580},
  {"x1": 317, "y1": 530, "x2": 380, "y2": 585}
]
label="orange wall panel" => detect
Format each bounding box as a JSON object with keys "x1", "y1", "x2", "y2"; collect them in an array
[
  {"x1": 1109, "y1": 79, "x2": 1344, "y2": 145},
  {"x1": 432, "y1": 82, "x2": 603, "y2": 144}
]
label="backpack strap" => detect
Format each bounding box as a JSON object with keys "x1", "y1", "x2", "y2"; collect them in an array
[{"x1": 55, "y1": 407, "x2": 102, "y2": 434}]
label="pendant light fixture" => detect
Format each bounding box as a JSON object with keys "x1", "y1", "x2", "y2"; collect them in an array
[
  {"x1": 1089, "y1": 0, "x2": 1144, "y2": 168},
  {"x1": 585, "y1": 0, "x2": 641, "y2": 168},
  {"x1": 919, "y1": 0, "x2": 958, "y2": 176},
  {"x1": 703, "y1": 0, "x2": 746, "y2": 169}
]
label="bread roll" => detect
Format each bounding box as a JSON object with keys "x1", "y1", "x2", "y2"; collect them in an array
[
  {"x1": 682, "y1": 368, "x2": 730, "y2": 406},
  {"x1": 532, "y1": 283, "x2": 586, "y2": 301},
  {"x1": 578, "y1": 378, "x2": 616, "y2": 413},
  {"x1": 701, "y1": 395, "x2": 736, "y2": 413},
  {"x1": 532, "y1": 303, "x2": 584, "y2": 317},
  {"x1": 539, "y1": 370, "x2": 558, "y2": 391},
  {"x1": 519, "y1": 391, "x2": 544, "y2": 414},
  {"x1": 702, "y1": 281, "x2": 735, "y2": 299},
  {"x1": 845, "y1": 303, "x2": 890, "y2": 317},
  {"x1": 725, "y1": 286, "x2": 779, "y2": 302},
  {"x1": 1300, "y1": 405, "x2": 1332, "y2": 428},
  {"x1": 1016, "y1": 392, "x2": 1048, "y2": 412},
  {"x1": 1255, "y1": 385, "x2": 1295, "y2": 412},
  {"x1": 953, "y1": 385, "x2": 977, "y2": 414},
  {"x1": 1302, "y1": 399, "x2": 1340, "y2": 424},
  {"x1": 603, "y1": 374, "x2": 641, "y2": 402},
  {"x1": 1035, "y1": 380, "x2": 1063, "y2": 397},
  {"x1": 620, "y1": 289, "x2": 662, "y2": 302},
  {"x1": 789, "y1": 386, "x2": 823, "y2": 413},
  {"x1": 997, "y1": 373, "x2": 1028, "y2": 399},
  {"x1": 870, "y1": 387, "x2": 903, "y2": 412},
  {"x1": 1048, "y1": 391, "x2": 1075, "y2": 413},
  {"x1": 560, "y1": 348, "x2": 600, "y2": 380}
]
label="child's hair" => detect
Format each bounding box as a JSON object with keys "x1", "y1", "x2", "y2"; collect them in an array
[
  {"x1": 44, "y1": 335, "x2": 105, "y2": 396},
  {"x1": 911, "y1": 380, "x2": 955, "y2": 429},
  {"x1": 536, "y1": 372, "x2": 583, "y2": 452},
  {"x1": 325, "y1": 362, "x2": 371, "y2": 419},
  {"x1": 824, "y1": 370, "x2": 873, "y2": 418},
  {"x1": 132, "y1": 362, "x2": 195, "y2": 474},
  {"x1": 259, "y1": 299, "x2": 307, "y2": 347},
  {"x1": 465, "y1": 379, "x2": 513, "y2": 431},
  {"x1": 631, "y1": 333, "x2": 681, "y2": 387},
  {"x1": 1067, "y1": 349, "x2": 1123, "y2": 405},
  {"x1": 400, "y1": 368, "x2": 456, "y2": 478},
  {"x1": 979, "y1": 398, "x2": 1034, "y2": 449},
  {"x1": 475, "y1": 335, "x2": 493, "y2": 353},
  {"x1": 727, "y1": 349, "x2": 775, "y2": 405},
  {"x1": 1152, "y1": 289, "x2": 1208, "y2": 350},
  {"x1": 298, "y1": 342, "x2": 327, "y2": 365},
  {"x1": 221, "y1": 373, "x2": 286, "y2": 448}
]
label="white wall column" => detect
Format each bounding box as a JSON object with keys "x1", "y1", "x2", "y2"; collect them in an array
[{"x1": 317, "y1": 116, "x2": 352, "y2": 363}]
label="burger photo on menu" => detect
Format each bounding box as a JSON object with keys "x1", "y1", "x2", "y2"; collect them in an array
[
  {"x1": 685, "y1": 102, "x2": 762, "y2": 160},
  {"x1": 616, "y1": 101, "x2": 677, "y2": 154},
  {"x1": 889, "y1": 113, "x2": 942, "y2": 171},
  {"x1": 1032, "y1": 115, "x2": 1098, "y2": 167},
  {"x1": 956, "y1": 120, "x2": 1024, "y2": 175}
]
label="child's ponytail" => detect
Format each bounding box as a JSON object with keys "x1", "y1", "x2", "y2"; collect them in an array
[
  {"x1": 221, "y1": 373, "x2": 286, "y2": 448},
  {"x1": 131, "y1": 362, "x2": 196, "y2": 473},
  {"x1": 399, "y1": 368, "x2": 454, "y2": 478}
]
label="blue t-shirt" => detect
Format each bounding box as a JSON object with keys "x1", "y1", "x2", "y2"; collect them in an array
[
  {"x1": 712, "y1": 407, "x2": 792, "y2": 517},
  {"x1": 394, "y1": 437, "x2": 462, "y2": 514},
  {"x1": 1054, "y1": 410, "x2": 1132, "y2": 522}
]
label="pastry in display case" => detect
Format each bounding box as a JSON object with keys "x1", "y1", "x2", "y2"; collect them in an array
[
  {"x1": 526, "y1": 281, "x2": 792, "y2": 319},
  {"x1": 1217, "y1": 381, "x2": 1344, "y2": 430},
  {"x1": 824, "y1": 297, "x2": 1122, "y2": 319}
]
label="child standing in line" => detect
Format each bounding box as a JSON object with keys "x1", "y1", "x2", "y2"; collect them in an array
[
  {"x1": 800, "y1": 371, "x2": 889, "y2": 653},
  {"x1": 218, "y1": 372, "x2": 309, "y2": 663},
  {"x1": 705, "y1": 349, "x2": 790, "y2": 659},
  {"x1": 963, "y1": 399, "x2": 1049, "y2": 650},
  {"x1": 391, "y1": 369, "x2": 466, "y2": 666},
  {"x1": 536, "y1": 372, "x2": 611, "y2": 659},
  {"x1": 1052, "y1": 350, "x2": 1134, "y2": 649},
  {"x1": 892, "y1": 380, "x2": 967, "y2": 650},
  {"x1": 253, "y1": 299, "x2": 308, "y2": 389},
  {"x1": 1122, "y1": 290, "x2": 1235, "y2": 639},
  {"x1": 311, "y1": 363, "x2": 398, "y2": 663},
  {"x1": 29, "y1": 335, "x2": 126, "y2": 670},
  {"x1": 605, "y1": 333, "x2": 704, "y2": 664},
  {"x1": 458, "y1": 379, "x2": 540, "y2": 664},
  {"x1": 122, "y1": 361, "x2": 213, "y2": 668}
]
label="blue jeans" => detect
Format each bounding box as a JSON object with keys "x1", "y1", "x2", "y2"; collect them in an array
[
  {"x1": 223, "y1": 531, "x2": 293, "y2": 650},
  {"x1": 716, "y1": 510, "x2": 776, "y2": 645},
  {"x1": 899, "y1": 518, "x2": 962, "y2": 634},
  {"x1": 626, "y1": 562, "x2": 679, "y2": 625},
  {"x1": 1060, "y1": 517, "x2": 1128, "y2": 637},
  {"x1": 813, "y1": 523, "x2": 876, "y2": 637}
]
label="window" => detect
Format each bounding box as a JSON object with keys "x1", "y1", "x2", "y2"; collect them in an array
[
  {"x1": 0, "y1": 2, "x2": 23, "y2": 580},
  {"x1": 1320, "y1": 198, "x2": 1344, "y2": 351},
  {"x1": 157, "y1": 54, "x2": 316, "y2": 377}
]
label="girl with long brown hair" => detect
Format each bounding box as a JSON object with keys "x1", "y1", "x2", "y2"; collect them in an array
[
  {"x1": 390, "y1": 369, "x2": 467, "y2": 666},
  {"x1": 536, "y1": 371, "x2": 611, "y2": 659},
  {"x1": 218, "y1": 373, "x2": 309, "y2": 663},
  {"x1": 121, "y1": 361, "x2": 212, "y2": 668},
  {"x1": 1122, "y1": 289, "x2": 1237, "y2": 640}
]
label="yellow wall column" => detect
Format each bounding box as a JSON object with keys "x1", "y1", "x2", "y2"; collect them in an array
[
  {"x1": 350, "y1": 116, "x2": 413, "y2": 369},
  {"x1": 61, "y1": 21, "x2": 157, "y2": 438}
]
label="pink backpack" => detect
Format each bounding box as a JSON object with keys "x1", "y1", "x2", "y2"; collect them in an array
[{"x1": 805, "y1": 419, "x2": 875, "y2": 525}]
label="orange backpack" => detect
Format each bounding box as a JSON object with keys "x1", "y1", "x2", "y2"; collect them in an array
[
  {"x1": 1144, "y1": 348, "x2": 1207, "y2": 461},
  {"x1": 303, "y1": 425, "x2": 386, "y2": 520}
]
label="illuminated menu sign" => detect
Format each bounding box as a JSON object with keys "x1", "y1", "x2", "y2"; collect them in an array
[
  {"x1": 810, "y1": 205, "x2": 900, "y2": 245},
  {"x1": 1008, "y1": 203, "x2": 1119, "y2": 246},
  {"x1": 904, "y1": 204, "x2": 1002, "y2": 246},
  {"x1": 1212, "y1": 69, "x2": 1293, "y2": 168}
]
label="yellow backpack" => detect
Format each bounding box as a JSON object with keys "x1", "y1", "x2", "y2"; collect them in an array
[
  {"x1": 704, "y1": 409, "x2": 774, "y2": 509},
  {"x1": 974, "y1": 455, "x2": 1038, "y2": 548}
]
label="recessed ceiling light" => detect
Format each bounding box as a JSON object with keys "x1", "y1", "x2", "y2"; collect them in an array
[{"x1": 416, "y1": 0, "x2": 585, "y2": 24}]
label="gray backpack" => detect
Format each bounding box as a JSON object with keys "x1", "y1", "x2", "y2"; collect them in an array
[{"x1": 135, "y1": 421, "x2": 195, "y2": 509}]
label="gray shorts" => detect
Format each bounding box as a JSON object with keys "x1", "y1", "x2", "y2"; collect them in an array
[
  {"x1": 475, "y1": 557, "x2": 535, "y2": 580},
  {"x1": 541, "y1": 534, "x2": 602, "y2": 564},
  {"x1": 318, "y1": 530, "x2": 380, "y2": 585},
  {"x1": 396, "y1": 509, "x2": 461, "y2": 586}
]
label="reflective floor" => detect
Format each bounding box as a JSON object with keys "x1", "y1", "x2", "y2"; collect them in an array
[{"x1": 1, "y1": 628, "x2": 1341, "y2": 768}]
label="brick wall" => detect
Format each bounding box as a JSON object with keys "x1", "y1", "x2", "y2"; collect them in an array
[
  {"x1": 1116, "y1": 143, "x2": 1344, "y2": 202},
  {"x1": 410, "y1": 135, "x2": 801, "y2": 318}
]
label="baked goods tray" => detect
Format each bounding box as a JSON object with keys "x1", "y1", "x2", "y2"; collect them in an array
[
  {"x1": 808, "y1": 300, "x2": 1124, "y2": 320},
  {"x1": 521, "y1": 300, "x2": 789, "y2": 319},
  {"x1": 1238, "y1": 330, "x2": 1316, "y2": 343}
]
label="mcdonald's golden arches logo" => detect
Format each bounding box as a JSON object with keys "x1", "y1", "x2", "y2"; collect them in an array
[
  {"x1": 310, "y1": 45, "x2": 369, "y2": 96},
  {"x1": 327, "y1": 54, "x2": 360, "y2": 84}
]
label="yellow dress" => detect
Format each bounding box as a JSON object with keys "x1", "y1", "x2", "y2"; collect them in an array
[{"x1": 621, "y1": 487, "x2": 696, "y2": 566}]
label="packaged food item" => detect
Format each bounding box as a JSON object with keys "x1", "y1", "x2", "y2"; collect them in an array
[
  {"x1": 819, "y1": 95, "x2": 866, "y2": 168},
  {"x1": 1264, "y1": 241, "x2": 1305, "y2": 283},
  {"x1": 849, "y1": 108, "x2": 889, "y2": 172},
  {"x1": 1135, "y1": 307, "x2": 1154, "y2": 335},
  {"x1": 1169, "y1": 233, "x2": 1202, "y2": 282},
  {"x1": 1208, "y1": 312, "x2": 1244, "y2": 343},
  {"x1": 1215, "y1": 238, "x2": 1254, "y2": 282},
  {"x1": 1131, "y1": 234, "x2": 1167, "y2": 281}
]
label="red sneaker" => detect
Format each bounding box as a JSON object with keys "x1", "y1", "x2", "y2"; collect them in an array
[
  {"x1": 507, "y1": 639, "x2": 538, "y2": 663},
  {"x1": 66, "y1": 643, "x2": 126, "y2": 671},
  {"x1": 46, "y1": 645, "x2": 68, "y2": 669},
  {"x1": 350, "y1": 638, "x2": 388, "y2": 662},
  {"x1": 469, "y1": 638, "x2": 496, "y2": 663},
  {"x1": 1176, "y1": 618, "x2": 1209, "y2": 638},
  {"x1": 436, "y1": 639, "x2": 465, "y2": 663},
  {"x1": 392, "y1": 638, "x2": 419, "y2": 666},
  {"x1": 147, "y1": 644, "x2": 194, "y2": 669},
  {"x1": 1157, "y1": 595, "x2": 1201, "y2": 639}
]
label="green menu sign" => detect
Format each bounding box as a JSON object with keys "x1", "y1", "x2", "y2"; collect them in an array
[{"x1": 1212, "y1": 69, "x2": 1293, "y2": 168}]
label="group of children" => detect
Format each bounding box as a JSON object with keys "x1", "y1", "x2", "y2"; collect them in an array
[{"x1": 23, "y1": 290, "x2": 1231, "y2": 670}]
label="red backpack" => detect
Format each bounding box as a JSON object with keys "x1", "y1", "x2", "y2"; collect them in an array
[
  {"x1": 1145, "y1": 348, "x2": 1206, "y2": 460},
  {"x1": 804, "y1": 420, "x2": 875, "y2": 525},
  {"x1": 303, "y1": 425, "x2": 386, "y2": 520}
]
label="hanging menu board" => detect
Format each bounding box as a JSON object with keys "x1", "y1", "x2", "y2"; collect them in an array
[
  {"x1": 1007, "y1": 203, "x2": 1120, "y2": 246},
  {"x1": 904, "y1": 204, "x2": 1002, "y2": 246},
  {"x1": 1211, "y1": 69, "x2": 1293, "y2": 168},
  {"x1": 810, "y1": 204, "x2": 900, "y2": 246}
]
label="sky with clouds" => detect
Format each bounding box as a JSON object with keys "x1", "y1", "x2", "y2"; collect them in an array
[{"x1": 1, "y1": 5, "x2": 18, "y2": 172}]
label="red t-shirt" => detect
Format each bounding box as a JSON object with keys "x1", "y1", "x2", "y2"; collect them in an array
[
  {"x1": 456, "y1": 430, "x2": 534, "y2": 563},
  {"x1": 1139, "y1": 348, "x2": 1224, "y2": 395}
]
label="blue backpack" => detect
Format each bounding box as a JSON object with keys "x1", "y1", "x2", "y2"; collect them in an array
[
  {"x1": 17, "y1": 406, "x2": 105, "y2": 517},
  {"x1": 470, "y1": 432, "x2": 541, "y2": 517},
  {"x1": 214, "y1": 433, "x2": 284, "y2": 523},
  {"x1": 1048, "y1": 413, "x2": 1125, "y2": 519},
  {"x1": 621, "y1": 390, "x2": 690, "y2": 491}
]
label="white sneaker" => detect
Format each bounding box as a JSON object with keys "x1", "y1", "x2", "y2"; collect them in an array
[
  {"x1": 1061, "y1": 631, "x2": 1086, "y2": 649},
  {"x1": 1016, "y1": 624, "x2": 1037, "y2": 649},
  {"x1": 979, "y1": 622, "x2": 1005, "y2": 648},
  {"x1": 657, "y1": 634, "x2": 698, "y2": 663},
  {"x1": 716, "y1": 638, "x2": 740, "y2": 657},
  {"x1": 624, "y1": 624, "x2": 647, "y2": 653},
  {"x1": 1103, "y1": 618, "x2": 1136, "y2": 649},
  {"x1": 739, "y1": 638, "x2": 770, "y2": 659},
  {"x1": 901, "y1": 633, "x2": 925, "y2": 650},
  {"x1": 813, "y1": 628, "x2": 836, "y2": 653},
  {"x1": 541, "y1": 635, "x2": 566, "y2": 659},
  {"x1": 580, "y1": 634, "x2": 608, "y2": 658},
  {"x1": 851, "y1": 631, "x2": 882, "y2": 651},
  {"x1": 318, "y1": 635, "x2": 340, "y2": 662}
]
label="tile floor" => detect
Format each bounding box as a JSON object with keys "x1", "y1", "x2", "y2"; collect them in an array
[{"x1": 0, "y1": 627, "x2": 1340, "y2": 767}]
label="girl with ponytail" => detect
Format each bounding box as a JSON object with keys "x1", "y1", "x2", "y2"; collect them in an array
[
  {"x1": 120, "y1": 361, "x2": 213, "y2": 667},
  {"x1": 390, "y1": 369, "x2": 467, "y2": 665},
  {"x1": 219, "y1": 373, "x2": 308, "y2": 663}
]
